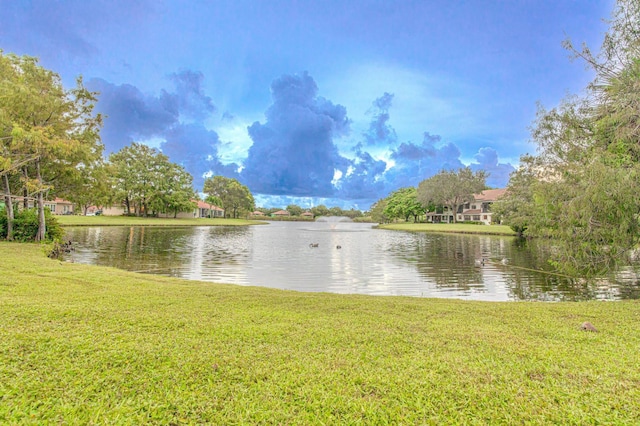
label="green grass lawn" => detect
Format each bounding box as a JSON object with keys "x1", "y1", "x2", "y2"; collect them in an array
[
  {"x1": 56, "y1": 215, "x2": 262, "y2": 227},
  {"x1": 1, "y1": 242, "x2": 638, "y2": 424},
  {"x1": 378, "y1": 222, "x2": 517, "y2": 236}
]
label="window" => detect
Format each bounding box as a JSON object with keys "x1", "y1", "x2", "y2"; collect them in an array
[
  {"x1": 473, "y1": 215, "x2": 480, "y2": 221},
  {"x1": 464, "y1": 215, "x2": 471, "y2": 221}
]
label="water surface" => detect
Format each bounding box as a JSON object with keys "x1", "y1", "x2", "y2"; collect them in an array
[{"x1": 65, "y1": 221, "x2": 640, "y2": 301}]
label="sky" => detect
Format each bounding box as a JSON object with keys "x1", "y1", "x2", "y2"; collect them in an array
[{"x1": 0, "y1": 0, "x2": 613, "y2": 209}]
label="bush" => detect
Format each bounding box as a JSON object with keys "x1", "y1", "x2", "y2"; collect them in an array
[{"x1": 0, "y1": 208, "x2": 64, "y2": 242}]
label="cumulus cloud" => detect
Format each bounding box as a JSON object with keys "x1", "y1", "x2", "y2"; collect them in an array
[
  {"x1": 88, "y1": 78, "x2": 178, "y2": 153},
  {"x1": 167, "y1": 70, "x2": 216, "y2": 121},
  {"x1": 161, "y1": 123, "x2": 239, "y2": 189},
  {"x1": 334, "y1": 144, "x2": 387, "y2": 200},
  {"x1": 469, "y1": 147, "x2": 515, "y2": 188},
  {"x1": 240, "y1": 72, "x2": 350, "y2": 197},
  {"x1": 364, "y1": 92, "x2": 397, "y2": 146},
  {"x1": 89, "y1": 70, "x2": 232, "y2": 190},
  {"x1": 387, "y1": 132, "x2": 465, "y2": 189}
]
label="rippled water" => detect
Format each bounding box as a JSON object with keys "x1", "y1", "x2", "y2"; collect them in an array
[{"x1": 64, "y1": 222, "x2": 640, "y2": 301}]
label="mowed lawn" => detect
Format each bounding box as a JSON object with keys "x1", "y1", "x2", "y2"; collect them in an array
[
  {"x1": 378, "y1": 222, "x2": 517, "y2": 236},
  {"x1": 0, "y1": 242, "x2": 638, "y2": 424}
]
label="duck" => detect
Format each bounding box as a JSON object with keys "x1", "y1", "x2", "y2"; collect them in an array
[
  {"x1": 309, "y1": 243, "x2": 319, "y2": 248},
  {"x1": 336, "y1": 245, "x2": 342, "y2": 249}
]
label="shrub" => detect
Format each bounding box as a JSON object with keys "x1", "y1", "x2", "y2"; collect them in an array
[{"x1": 0, "y1": 208, "x2": 64, "y2": 242}]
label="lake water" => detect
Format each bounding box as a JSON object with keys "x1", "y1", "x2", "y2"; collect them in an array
[{"x1": 64, "y1": 221, "x2": 640, "y2": 301}]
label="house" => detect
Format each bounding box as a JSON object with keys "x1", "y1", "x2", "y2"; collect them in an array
[
  {"x1": 251, "y1": 211, "x2": 265, "y2": 216},
  {"x1": 456, "y1": 188, "x2": 506, "y2": 225},
  {"x1": 47, "y1": 198, "x2": 74, "y2": 215},
  {"x1": 425, "y1": 188, "x2": 506, "y2": 225},
  {"x1": 300, "y1": 211, "x2": 314, "y2": 219},
  {"x1": 271, "y1": 210, "x2": 290, "y2": 217},
  {"x1": 194, "y1": 200, "x2": 224, "y2": 218}
]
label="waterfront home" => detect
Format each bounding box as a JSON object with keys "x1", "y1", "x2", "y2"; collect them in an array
[{"x1": 426, "y1": 188, "x2": 506, "y2": 225}]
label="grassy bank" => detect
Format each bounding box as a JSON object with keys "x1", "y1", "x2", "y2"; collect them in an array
[
  {"x1": 56, "y1": 215, "x2": 262, "y2": 227},
  {"x1": 378, "y1": 222, "x2": 516, "y2": 236},
  {"x1": 1, "y1": 243, "x2": 638, "y2": 424}
]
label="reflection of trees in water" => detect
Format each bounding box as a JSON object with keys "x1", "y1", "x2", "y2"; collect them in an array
[
  {"x1": 504, "y1": 239, "x2": 640, "y2": 300},
  {"x1": 386, "y1": 233, "x2": 640, "y2": 299},
  {"x1": 387, "y1": 233, "x2": 490, "y2": 291},
  {"x1": 68, "y1": 226, "x2": 251, "y2": 273}
]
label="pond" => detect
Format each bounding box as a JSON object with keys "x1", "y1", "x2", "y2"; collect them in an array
[{"x1": 64, "y1": 221, "x2": 640, "y2": 301}]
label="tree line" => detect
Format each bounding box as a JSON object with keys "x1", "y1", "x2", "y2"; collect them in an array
[{"x1": 0, "y1": 51, "x2": 255, "y2": 241}]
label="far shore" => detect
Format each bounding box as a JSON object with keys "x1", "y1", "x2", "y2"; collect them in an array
[
  {"x1": 377, "y1": 222, "x2": 517, "y2": 236},
  {"x1": 57, "y1": 215, "x2": 517, "y2": 236},
  {"x1": 56, "y1": 215, "x2": 266, "y2": 227}
]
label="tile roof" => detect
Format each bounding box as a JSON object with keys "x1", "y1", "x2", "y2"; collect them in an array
[{"x1": 473, "y1": 188, "x2": 506, "y2": 202}]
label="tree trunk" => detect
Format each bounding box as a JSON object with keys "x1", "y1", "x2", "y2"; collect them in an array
[
  {"x1": 22, "y1": 166, "x2": 29, "y2": 209},
  {"x1": 35, "y1": 160, "x2": 46, "y2": 242},
  {"x1": 3, "y1": 173, "x2": 14, "y2": 240}
]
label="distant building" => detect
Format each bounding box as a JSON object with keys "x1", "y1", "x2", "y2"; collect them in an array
[
  {"x1": 271, "y1": 210, "x2": 290, "y2": 217},
  {"x1": 194, "y1": 200, "x2": 224, "y2": 218},
  {"x1": 5, "y1": 197, "x2": 74, "y2": 215},
  {"x1": 426, "y1": 188, "x2": 506, "y2": 225}
]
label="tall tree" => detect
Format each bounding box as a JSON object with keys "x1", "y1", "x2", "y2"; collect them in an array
[
  {"x1": 109, "y1": 143, "x2": 196, "y2": 217},
  {"x1": 0, "y1": 51, "x2": 103, "y2": 240},
  {"x1": 417, "y1": 168, "x2": 487, "y2": 223},
  {"x1": 384, "y1": 187, "x2": 425, "y2": 222},
  {"x1": 286, "y1": 204, "x2": 303, "y2": 216},
  {"x1": 203, "y1": 176, "x2": 255, "y2": 218},
  {"x1": 501, "y1": 0, "x2": 640, "y2": 274}
]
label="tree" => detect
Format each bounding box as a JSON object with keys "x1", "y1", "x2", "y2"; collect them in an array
[
  {"x1": 0, "y1": 51, "x2": 103, "y2": 240},
  {"x1": 65, "y1": 160, "x2": 114, "y2": 215},
  {"x1": 329, "y1": 206, "x2": 345, "y2": 217},
  {"x1": 369, "y1": 198, "x2": 389, "y2": 223},
  {"x1": 109, "y1": 143, "x2": 196, "y2": 217},
  {"x1": 310, "y1": 204, "x2": 330, "y2": 217},
  {"x1": 155, "y1": 164, "x2": 196, "y2": 218},
  {"x1": 203, "y1": 176, "x2": 255, "y2": 218},
  {"x1": 417, "y1": 168, "x2": 487, "y2": 223},
  {"x1": 286, "y1": 204, "x2": 303, "y2": 216},
  {"x1": 384, "y1": 187, "x2": 425, "y2": 222},
  {"x1": 502, "y1": 0, "x2": 640, "y2": 274}
]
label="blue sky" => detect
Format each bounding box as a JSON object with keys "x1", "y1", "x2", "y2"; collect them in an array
[{"x1": 0, "y1": 0, "x2": 612, "y2": 209}]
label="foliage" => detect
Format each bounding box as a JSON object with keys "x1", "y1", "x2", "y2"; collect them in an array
[
  {"x1": 0, "y1": 208, "x2": 63, "y2": 242},
  {"x1": 286, "y1": 204, "x2": 303, "y2": 216},
  {"x1": 383, "y1": 187, "x2": 424, "y2": 222},
  {"x1": 369, "y1": 198, "x2": 389, "y2": 223},
  {"x1": 310, "y1": 204, "x2": 330, "y2": 217},
  {"x1": 417, "y1": 167, "x2": 487, "y2": 223},
  {"x1": 1, "y1": 242, "x2": 639, "y2": 424},
  {"x1": 501, "y1": 0, "x2": 640, "y2": 275},
  {"x1": 65, "y1": 160, "x2": 114, "y2": 215},
  {"x1": 0, "y1": 51, "x2": 103, "y2": 240},
  {"x1": 109, "y1": 143, "x2": 195, "y2": 217},
  {"x1": 55, "y1": 215, "x2": 257, "y2": 227},
  {"x1": 203, "y1": 175, "x2": 255, "y2": 218}
]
